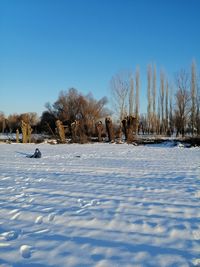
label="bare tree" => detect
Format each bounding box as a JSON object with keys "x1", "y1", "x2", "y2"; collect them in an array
[
  {"x1": 157, "y1": 96, "x2": 161, "y2": 134},
  {"x1": 147, "y1": 65, "x2": 152, "y2": 133},
  {"x1": 152, "y1": 64, "x2": 156, "y2": 134},
  {"x1": 169, "y1": 85, "x2": 174, "y2": 135},
  {"x1": 19, "y1": 113, "x2": 39, "y2": 128},
  {"x1": 152, "y1": 65, "x2": 156, "y2": 119},
  {"x1": 110, "y1": 71, "x2": 129, "y2": 120},
  {"x1": 135, "y1": 67, "x2": 140, "y2": 134},
  {"x1": 81, "y1": 93, "x2": 109, "y2": 134},
  {"x1": 44, "y1": 88, "x2": 109, "y2": 142},
  {"x1": 129, "y1": 74, "x2": 134, "y2": 116},
  {"x1": 40, "y1": 111, "x2": 57, "y2": 135},
  {"x1": 52, "y1": 88, "x2": 81, "y2": 122},
  {"x1": 174, "y1": 70, "x2": 191, "y2": 136},
  {"x1": 7, "y1": 114, "x2": 20, "y2": 133},
  {"x1": 139, "y1": 114, "x2": 147, "y2": 135},
  {"x1": 160, "y1": 71, "x2": 165, "y2": 134},
  {"x1": 55, "y1": 89, "x2": 109, "y2": 124},
  {"x1": 165, "y1": 79, "x2": 169, "y2": 133},
  {"x1": 191, "y1": 60, "x2": 197, "y2": 135}
]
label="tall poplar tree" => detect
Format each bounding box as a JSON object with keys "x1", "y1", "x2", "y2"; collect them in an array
[
  {"x1": 147, "y1": 65, "x2": 152, "y2": 133},
  {"x1": 165, "y1": 79, "x2": 169, "y2": 133},
  {"x1": 129, "y1": 74, "x2": 134, "y2": 116},
  {"x1": 152, "y1": 64, "x2": 156, "y2": 134},
  {"x1": 191, "y1": 60, "x2": 197, "y2": 135},
  {"x1": 135, "y1": 67, "x2": 140, "y2": 134},
  {"x1": 160, "y1": 72, "x2": 165, "y2": 134}
]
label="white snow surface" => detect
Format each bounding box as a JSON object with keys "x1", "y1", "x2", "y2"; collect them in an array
[{"x1": 0, "y1": 143, "x2": 199, "y2": 267}]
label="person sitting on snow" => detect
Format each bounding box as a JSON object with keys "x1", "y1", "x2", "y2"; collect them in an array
[{"x1": 30, "y1": 148, "x2": 42, "y2": 158}]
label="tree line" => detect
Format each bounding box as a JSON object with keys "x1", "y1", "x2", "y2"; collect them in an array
[
  {"x1": 0, "y1": 60, "x2": 199, "y2": 143},
  {"x1": 110, "y1": 60, "x2": 200, "y2": 137}
]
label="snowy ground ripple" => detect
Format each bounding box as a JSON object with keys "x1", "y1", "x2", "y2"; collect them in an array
[{"x1": 0, "y1": 143, "x2": 199, "y2": 267}]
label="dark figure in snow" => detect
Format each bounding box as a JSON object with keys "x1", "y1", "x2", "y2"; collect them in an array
[{"x1": 30, "y1": 148, "x2": 42, "y2": 158}]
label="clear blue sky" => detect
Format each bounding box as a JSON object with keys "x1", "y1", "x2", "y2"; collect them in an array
[{"x1": 0, "y1": 0, "x2": 200, "y2": 117}]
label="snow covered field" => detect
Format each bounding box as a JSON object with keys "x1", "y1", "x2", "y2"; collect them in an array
[{"x1": 0, "y1": 143, "x2": 199, "y2": 267}]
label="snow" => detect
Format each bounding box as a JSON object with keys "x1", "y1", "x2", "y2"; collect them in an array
[
  {"x1": 20, "y1": 245, "x2": 32, "y2": 259},
  {"x1": 0, "y1": 143, "x2": 199, "y2": 267}
]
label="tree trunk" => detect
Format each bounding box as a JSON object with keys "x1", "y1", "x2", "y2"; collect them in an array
[{"x1": 105, "y1": 117, "x2": 114, "y2": 142}]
